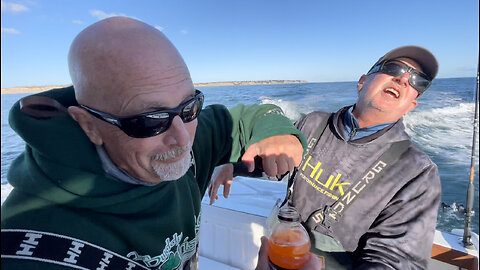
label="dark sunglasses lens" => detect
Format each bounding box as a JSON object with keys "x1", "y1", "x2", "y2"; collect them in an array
[
  {"x1": 382, "y1": 62, "x2": 405, "y2": 77},
  {"x1": 123, "y1": 115, "x2": 171, "y2": 138},
  {"x1": 181, "y1": 96, "x2": 203, "y2": 123},
  {"x1": 409, "y1": 72, "x2": 430, "y2": 93}
]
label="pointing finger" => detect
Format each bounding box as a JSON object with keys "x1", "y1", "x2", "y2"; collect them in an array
[{"x1": 242, "y1": 144, "x2": 259, "y2": 172}]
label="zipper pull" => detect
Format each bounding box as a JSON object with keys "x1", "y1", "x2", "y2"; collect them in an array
[{"x1": 349, "y1": 125, "x2": 357, "y2": 141}]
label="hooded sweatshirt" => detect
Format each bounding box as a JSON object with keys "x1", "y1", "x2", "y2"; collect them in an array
[
  {"x1": 290, "y1": 107, "x2": 441, "y2": 270},
  {"x1": 1, "y1": 86, "x2": 306, "y2": 270}
]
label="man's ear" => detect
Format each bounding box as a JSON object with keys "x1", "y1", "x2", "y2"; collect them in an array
[
  {"x1": 68, "y1": 106, "x2": 103, "y2": 145},
  {"x1": 357, "y1": 75, "x2": 367, "y2": 92}
]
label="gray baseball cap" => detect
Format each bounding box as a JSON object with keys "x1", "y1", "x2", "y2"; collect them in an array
[{"x1": 369, "y1": 45, "x2": 439, "y2": 80}]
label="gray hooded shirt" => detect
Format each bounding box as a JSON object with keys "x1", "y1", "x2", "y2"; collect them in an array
[{"x1": 290, "y1": 106, "x2": 441, "y2": 270}]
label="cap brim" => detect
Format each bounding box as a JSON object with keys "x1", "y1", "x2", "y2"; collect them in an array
[{"x1": 375, "y1": 45, "x2": 438, "y2": 80}]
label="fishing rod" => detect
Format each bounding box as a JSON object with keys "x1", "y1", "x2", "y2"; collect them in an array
[{"x1": 462, "y1": 54, "x2": 479, "y2": 249}]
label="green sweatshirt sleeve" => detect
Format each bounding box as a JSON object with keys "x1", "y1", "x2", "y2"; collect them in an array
[
  {"x1": 227, "y1": 103, "x2": 307, "y2": 162},
  {"x1": 190, "y1": 103, "x2": 307, "y2": 194}
]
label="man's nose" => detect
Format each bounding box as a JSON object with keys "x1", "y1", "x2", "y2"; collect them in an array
[
  {"x1": 394, "y1": 71, "x2": 410, "y2": 87},
  {"x1": 163, "y1": 116, "x2": 190, "y2": 147}
]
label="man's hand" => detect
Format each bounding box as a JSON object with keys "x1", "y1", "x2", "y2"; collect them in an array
[
  {"x1": 255, "y1": 236, "x2": 322, "y2": 270},
  {"x1": 208, "y1": 164, "x2": 234, "y2": 205},
  {"x1": 208, "y1": 134, "x2": 303, "y2": 205},
  {"x1": 243, "y1": 134, "x2": 303, "y2": 177}
]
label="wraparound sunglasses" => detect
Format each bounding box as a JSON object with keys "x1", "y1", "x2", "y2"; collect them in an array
[
  {"x1": 81, "y1": 89, "x2": 204, "y2": 138},
  {"x1": 367, "y1": 60, "x2": 432, "y2": 95}
]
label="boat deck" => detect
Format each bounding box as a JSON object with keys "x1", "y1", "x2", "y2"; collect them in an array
[{"x1": 198, "y1": 177, "x2": 479, "y2": 270}]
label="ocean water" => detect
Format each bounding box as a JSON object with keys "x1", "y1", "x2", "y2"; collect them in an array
[{"x1": 1, "y1": 78, "x2": 479, "y2": 234}]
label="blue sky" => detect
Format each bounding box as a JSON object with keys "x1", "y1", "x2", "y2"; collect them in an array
[{"x1": 1, "y1": 0, "x2": 478, "y2": 88}]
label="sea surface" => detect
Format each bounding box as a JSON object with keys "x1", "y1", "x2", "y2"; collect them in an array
[{"x1": 1, "y1": 78, "x2": 479, "y2": 234}]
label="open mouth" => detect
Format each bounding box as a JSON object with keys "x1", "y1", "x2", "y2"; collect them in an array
[{"x1": 384, "y1": 87, "x2": 400, "y2": 98}]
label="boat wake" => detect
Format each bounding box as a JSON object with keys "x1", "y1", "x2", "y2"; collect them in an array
[{"x1": 404, "y1": 102, "x2": 479, "y2": 165}]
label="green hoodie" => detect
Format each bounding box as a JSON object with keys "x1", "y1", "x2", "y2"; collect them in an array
[{"x1": 1, "y1": 86, "x2": 306, "y2": 270}]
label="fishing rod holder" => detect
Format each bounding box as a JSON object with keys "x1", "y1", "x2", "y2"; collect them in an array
[{"x1": 462, "y1": 55, "x2": 479, "y2": 249}]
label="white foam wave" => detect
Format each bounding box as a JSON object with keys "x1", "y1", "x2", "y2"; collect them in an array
[
  {"x1": 259, "y1": 98, "x2": 478, "y2": 166},
  {"x1": 259, "y1": 97, "x2": 306, "y2": 122},
  {"x1": 438, "y1": 202, "x2": 466, "y2": 223},
  {"x1": 404, "y1": 102, "x2": 479, "y2": 164},
  {"x1": 448, "y1": 202, "x2": 466, "y2": 213}
]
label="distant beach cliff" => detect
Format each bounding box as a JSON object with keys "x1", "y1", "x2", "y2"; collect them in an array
[{"x1": 1, "y1": 80, "x2": 308, "y2": 94}]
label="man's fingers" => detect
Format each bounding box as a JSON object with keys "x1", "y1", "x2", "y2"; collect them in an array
[
  {"x1": 207, "y1": 183, "x2": 213, "y2": 198},
  {"x1": 208, "y1": 191, "x2": 214, "y2": 204},
  {"x1": 243, "y1": 135, "x2": 304, "y2": 175},
  {"x1": 261, "y1": 156, "x2": 292, "y2": 176},
  {"x1": 259, "y1": 236, "x2": 269, "y2": 253},
  {"x1": 208, "y1": 181, "x2": 219, "y2": 198},
  {"x1": 262, "y1": 156, "x2": 278, "y2": 176},
  {"x1": 274, "y1": 156, "x2": 289, "y2": 176},
  {"x1": 208, "y1": 182, "x2": 220, "y2": 205},
  {"x1": 255, "y1": 236, "x2": 270, "y2": 270},
  {"x1": 223, "y1": 180, "x2": 232, "y2": 198},
  {"x1": 209, "y1": 192, "x2": 218, "y2": 205},
  {"x1": 209, "y1": 164, "x2": 234, "y2": 205},
  {"x1": 287, "y1": 157, "x2": 295, "y2": 173},
  {"x1": 242, "y1": 145, "x2": 259, "y2": 172},
  {"x1": 209, "y1": 195, "x2": 218, "y2": 205}
]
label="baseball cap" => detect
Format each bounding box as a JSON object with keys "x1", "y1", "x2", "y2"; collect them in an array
[{"x1": 369, "y1": 45, "x2": 439, "y2": 80}]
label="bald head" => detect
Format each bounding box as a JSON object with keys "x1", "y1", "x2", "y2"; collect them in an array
[{"x1": 68, "y1": 16, "x2": 192, "y2": 111}]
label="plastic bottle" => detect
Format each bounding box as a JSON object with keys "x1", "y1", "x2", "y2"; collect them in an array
[{"x1": 267, "y1": 205, "x2": 311, "y2": 269}]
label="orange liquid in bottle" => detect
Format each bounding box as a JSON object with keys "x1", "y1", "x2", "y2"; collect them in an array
[{"x1": 268, "y1": 229, "x2": 311, "y2": 269}]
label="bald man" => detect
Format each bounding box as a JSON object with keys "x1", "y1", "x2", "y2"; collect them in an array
[{"x1": 1, "y1": 17, "x2": 305, "y2": 270}]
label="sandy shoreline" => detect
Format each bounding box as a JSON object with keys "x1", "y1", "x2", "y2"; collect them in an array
[
  {"x1": 1, "y1": 80, "x2": 308, "y2": 94},
  {"x1": 1, "y1": 85, "x2": 72, "y2": 94}
]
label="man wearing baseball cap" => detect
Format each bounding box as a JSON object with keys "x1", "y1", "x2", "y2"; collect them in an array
[{"x1": 212, "y1": 46, "x2": 442, "y2": 269}]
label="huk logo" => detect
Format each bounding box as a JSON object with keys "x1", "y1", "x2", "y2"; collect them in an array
[
  {"x1": 301, "y1": 155, "x2": 351, "y2": 196},
  {"x1": 310, "y1": 159, "x2": 391, "y2": 224}
]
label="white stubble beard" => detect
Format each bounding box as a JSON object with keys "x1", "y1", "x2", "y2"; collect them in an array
[{"x1": 151, "y1": 142, "x2": 193, "y2": 181}]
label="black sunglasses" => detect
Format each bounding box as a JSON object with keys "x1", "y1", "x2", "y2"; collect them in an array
[
  {"x1": 81, "y1": 89, "x2": 204, "y2": 138},
  {"x1": 367, "y1": 60, "x2": 432, "y2": 95}
]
